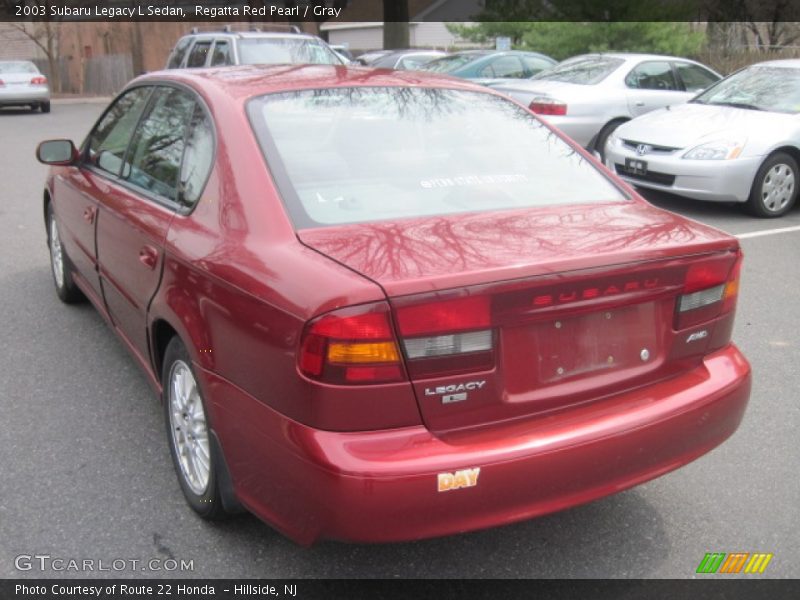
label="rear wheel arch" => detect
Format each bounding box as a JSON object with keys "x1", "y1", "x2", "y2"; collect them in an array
[
  {"x1": 594, "y1": 118, "x2": 629, "y2": 158},
  {"x1": 151, "y1": 318, "x2": 179, "y2": 385},
  {"x1": 43, "y1": 189, "x2": 51, "y2": 230}
]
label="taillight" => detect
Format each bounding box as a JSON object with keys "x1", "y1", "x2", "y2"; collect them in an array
[
  {"x1": 31, "y1": 76, "x2": 47, "y2": 85},
  {"x1": 396, "y1": 296, "x2": 494, "y2": 377},
  {"x1": 298, "y1": 302, "x2": 404, "y2": 384},
  {"x1": 0, "y1": 79, "x2": 4, "y2": 87},
  {"x1": 676, "y1": 251, "x2": 742, "y2": 329},
  {"x1": 529, "y1": 97, "x2": 567, "y2": 116}
]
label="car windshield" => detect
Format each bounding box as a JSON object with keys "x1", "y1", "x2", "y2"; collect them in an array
[
  {"x1": 420, "y1": 54, "x2": 484, "y2": 73},
  {"x1": 691, "y1": 65, "x2": 800, "y2": 113},
  {"x1": 532, "y1": 56, "x2": 624, "y2": 84},
  {"x1": 0, "y1": 61, "x2": 38, "y2": 74},
  {"x1": 237, "y1": 38, "x2": 341, "y2": 65},
  {"x1": 248, "y1": 87, "x2": 626, "y2": 229}
]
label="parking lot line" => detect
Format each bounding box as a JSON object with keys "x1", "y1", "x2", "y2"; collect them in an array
[{"x1": 736, "y1": 224, "x2": 800, "y2": 239}]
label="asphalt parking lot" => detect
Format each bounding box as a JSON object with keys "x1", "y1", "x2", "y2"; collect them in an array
[{"x1": 1, "y1": 101, "x2": 798, "y2": 579}]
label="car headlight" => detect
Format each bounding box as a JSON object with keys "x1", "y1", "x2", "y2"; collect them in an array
[
  {"x1": 683, "y1": 139, "x2": 746, "y2": 160},
  {"x1": 606, "y1": 130, "x2": 621, "y2": 148}
]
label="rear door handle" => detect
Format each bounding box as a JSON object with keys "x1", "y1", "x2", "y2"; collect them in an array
[
  {"x1": 83, "y1": 206, "x2": 97, "y2": 223},
  {"x1": 138, "y1": 245, "x2": 159, "y2": 270},
  {"x1": 635, "y1": 101, "x2": 645, "y2": 106}
]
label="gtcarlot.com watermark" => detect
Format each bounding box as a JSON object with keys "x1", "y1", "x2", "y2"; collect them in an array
[{"x1": 15, "y1": 554, "x2": 194, "y2": 573}]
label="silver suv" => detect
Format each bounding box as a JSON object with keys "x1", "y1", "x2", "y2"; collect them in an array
[{"x1": 165, "y1": 27, "x2": 342, "y2": 69}]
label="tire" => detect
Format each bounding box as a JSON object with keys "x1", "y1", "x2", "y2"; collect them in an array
[
  {"x1": 594, "y1": 119, "x2": 626, "y2": 162},
  {"x1": 747, "y1": 152, "x2": 798, "y2": 218},
  {"x1": 162, "y1": 337, "x2": 229, "y2": 520},
  {"x1": 41, "y1": 101, "x2": 51, "y2": 113},
  {"x1": 46, "y1": 202, "x2": 85, "y2": 304}
]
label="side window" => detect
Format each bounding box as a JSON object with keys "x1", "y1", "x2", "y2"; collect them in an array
[
  {"x1": 489, "y1": 56, "x2": 526, "y2": 78},
  {"x1": 210, "y1": 40, "x2": 232, "y2": 66},
  {"x1": 625, "y1": 61, "x2": 678, "y2": 91},
  {"x1": 674, "y1": 62, "x2": 719, "y2": 93},
  {"x1": 86, "y1": 87, "x2": 152, "y2": 176},
  {"x1": 522, "y1": 56, "x2": 553, "y2": 76},
  {"x1": 167, "y1": 37, "x2": 192, "y2": 69},
  {"x1": 186, "y1": 40, "x2": 212, "y2": 68},
  {"x1": 122, "y1": 87, "x2": 195, "y2": 202},
  {"x1": 179, "y1": 105, "x2": 215, "y2": 207}
]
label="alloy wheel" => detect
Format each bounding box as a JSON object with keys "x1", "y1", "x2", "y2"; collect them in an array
[{"x1": 168, "y1": 360, "x2": 211, "y2": 495}]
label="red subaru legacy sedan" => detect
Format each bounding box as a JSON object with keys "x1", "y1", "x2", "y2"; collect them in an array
[{"x1": 37, "y1": 65, "x2": 751, "y2": 544}]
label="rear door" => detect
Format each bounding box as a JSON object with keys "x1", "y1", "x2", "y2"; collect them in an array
[
  {"x1": 673, "y1": 61, "x2": 720, "y2": 94},
  {"x1": 625, "y1": 60, "x2": 690, "y2": 117},
  {"x1": 210, "y1": 39, "x2": 234, "y2": 66},
  {"x1": 94, "y1": 86, "x2": 197, "y2": 361},
  {"x1": 185, "y1": 39, "x2": 213, "y2": 68}
]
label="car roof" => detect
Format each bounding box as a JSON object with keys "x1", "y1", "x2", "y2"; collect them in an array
[
  {"x1": 373, "y1": 49, "x2": 446, "y2": 61},
  {"x1": 443, "y1": 50, "x2": 554, "y2": 62},
  {"x1": 451, "y1": 50, "x2": 492, "y2": 56},
  {"x1": 750, "y1": 58, "x2": 800, "y2": 69},
  {"x1": 567, "y1": 52, "x2": 697, "y2": 62},
  {"x1": 135, "y1": 64, "x2": 492, "y2": 102},
  {"x1": 181, "y1": 31, "x2": 319, "y2": 41},
  {"x1": 0, "y1": 59, "x2": 37, "y2": 66}
]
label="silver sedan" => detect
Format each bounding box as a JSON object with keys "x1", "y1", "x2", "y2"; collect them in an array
[
  {"x1": 490, "y1": 53, "x2": 720, "y2": 157},
  {"x1": 0, "y1": 60, "x2": 50, "y2": 113},
  {"x1": 606, "y1": 59, "x2": 800, "y2": 218}
]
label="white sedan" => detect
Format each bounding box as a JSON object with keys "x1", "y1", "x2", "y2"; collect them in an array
[
  {"x1": 490, "y1": 53, "x2": 720, "y2": 158},
  {"x1": 0, "y1": 60, "x2": 50, "y2": 113},
  {"x1": 606, "y1": 59, "x2": 800, "y2": 218}
]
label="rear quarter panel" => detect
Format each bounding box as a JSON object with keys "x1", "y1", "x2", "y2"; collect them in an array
[{"x1": 147, "y1": 84, "x2": 421, "y2": 431}]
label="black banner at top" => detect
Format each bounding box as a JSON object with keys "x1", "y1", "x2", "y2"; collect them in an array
[{"x1": 2, "y1": 0, "x2": 800, "y2": 22}]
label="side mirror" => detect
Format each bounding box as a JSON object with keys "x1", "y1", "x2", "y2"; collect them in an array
[{"x1": 36, "y1": 139, "x2": 78, "y2": 166}]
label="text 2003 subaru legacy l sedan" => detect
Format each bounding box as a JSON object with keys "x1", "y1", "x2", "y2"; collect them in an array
[{"x1": 37, "y1": 65, "x2": 751, "y2": 544}]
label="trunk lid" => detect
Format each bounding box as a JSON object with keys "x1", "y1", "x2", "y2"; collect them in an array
[
  {"x1": 298, "y1": 201, "x2": 739, "y2": 433},
  {"x1": 1, "y1": 72, "x2": 37, "y2": 86}
]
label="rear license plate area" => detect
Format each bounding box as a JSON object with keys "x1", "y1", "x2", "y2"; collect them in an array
[{"x1": 535, "y1": 303, "x2": 658, "y2": 383}]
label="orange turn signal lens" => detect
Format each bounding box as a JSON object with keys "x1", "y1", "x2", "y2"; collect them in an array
[
  {"x1": 327, "y1": 341, "x2": 400, "y2": 364},
  {"x1": 724, "y1": 278, "x2": 739, "y2": 299}
]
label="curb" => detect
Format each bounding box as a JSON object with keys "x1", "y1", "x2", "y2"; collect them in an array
[{"x1": 52, "y1": 97, "x2": 112, "y2": 104}]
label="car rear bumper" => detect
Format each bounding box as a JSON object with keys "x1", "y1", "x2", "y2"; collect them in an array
[
  {"x1": 0, "y1": 87, "x2": 50, "y2": 105},
  {"x1": 539, "y1": 114, "x2": 605, "y2": 148},
  {"x1": 605, "y1": 142, "x2": 761, "y2": 202},
  {"x1": 200, "y1": 344, "x2": 750, "y2": 545}
]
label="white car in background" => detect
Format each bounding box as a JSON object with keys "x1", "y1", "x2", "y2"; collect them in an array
[
  {"x1": 606, "y1": 59, "x2": 800, "y2": 218},
  {"x1": 0, "y1": 60, "x2": 50, "y2": 113},
  {"x1": 490, "y1": 53, "x2": 720, "y2": 158}
]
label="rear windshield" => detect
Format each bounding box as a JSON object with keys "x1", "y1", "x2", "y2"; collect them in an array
[
  {"x1": 533, "y1": 56, "x2": 624, "y2": 85},
  {"x1": 420, "y1": 54, "x2": 484, "y2": 73},
  {"x1": 237, "y1": 38, "x2": 341, "y2": 65},
  {"x1": 248, "y1": 87, "x2": 626, "y2": 229},
  {"x1": 0, "y1": 61, "x2": 38, "y2": 74}
]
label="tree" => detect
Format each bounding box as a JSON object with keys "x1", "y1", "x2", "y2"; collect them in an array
[
  {"x1": 471, "y1": 0, "x2": 700, "y2": 22},
  {"x1": 448, "y1": 22, "x2": 706, "y2": 61},
  {"x1": 383, "y1": 0, "x2": 409, "y2": 49},
  {"x1": 703, "y1": 0, "x2": 800, "y2": 49},
  {"x1": 5, "y1": 2, "x2": 61, "y2": 92}
]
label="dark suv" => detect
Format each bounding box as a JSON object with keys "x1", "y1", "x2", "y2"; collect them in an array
[{"x1": 166, "y1": 27, "x2": 342, "y2": 69}]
